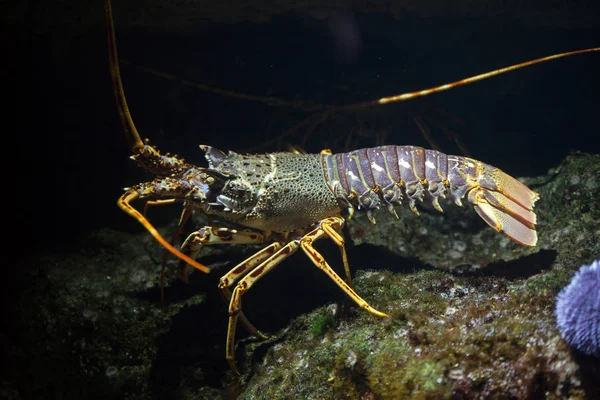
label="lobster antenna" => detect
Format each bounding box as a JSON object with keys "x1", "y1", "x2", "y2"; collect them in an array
[
  {"x1": 104, "y1": 0, "x2": 144, "y2": 152},
  {"x1": 106, "y1": 0, "x2": 209, "y2": 274},
  {"x1": 118, "y1": 46, "x2": 599, "y2": 112},
  {"x1": 368, "y1": 47, "x2": 600, "y2": 107}
]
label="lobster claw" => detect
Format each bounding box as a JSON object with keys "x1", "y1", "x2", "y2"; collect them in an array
[{"x1": 467, "y1": 167, "x2": 539, "y2": 246}]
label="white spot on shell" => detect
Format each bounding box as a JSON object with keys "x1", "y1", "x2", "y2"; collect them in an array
[
  {"x1": 347, "y1": 170, "x2": 359, "y2": 181},
  {"x1": 371, "y1": 162, "x2": 384, "y2": 172},
  {"x1": 399, "y1": 159, "x2": 411, "y2": 168},
  {"x1": 425, "y1": 160, "x2": 435, "y2": 169}
]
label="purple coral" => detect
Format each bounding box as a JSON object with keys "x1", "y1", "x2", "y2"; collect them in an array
[{"x1": 555, "y1": 260, "x2": 600, "y2": 357}]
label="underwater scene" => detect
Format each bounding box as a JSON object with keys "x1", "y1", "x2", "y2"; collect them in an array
[{"x1": 7, "y1": 0, "x2": 600, "y2": 398}]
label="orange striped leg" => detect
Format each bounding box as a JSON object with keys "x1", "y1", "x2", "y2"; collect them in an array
[
  {"x1": 179, "y1": 226, "x2": 271, "y2": 337},
  {"x1": 300, "y1": 217, "x2": 386, "y2": 319},
  {"x1": 225, "y1": 240, "x2": 301, "y2": 374},
  {"x1": 320, "y1": 220, "x2": 353, "y2": 289},
  {"x1": 218, "y1": 242, "x2": 283, "y2": 340},
  {"x1": 225, "y1": 217, "x2": 387, "y2": 374},
  {"x1": 181, "y1": 226, "x2": 265, "y2": 260},
  {"x1": 180, "y1": 226, "x2": 267, "y2": 281}
]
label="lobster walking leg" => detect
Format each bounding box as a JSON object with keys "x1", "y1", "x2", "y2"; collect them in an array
[
  {"x1": 219, "y1": 242, "x2": 284, "y2": 339},
  {"x1": 224, "y1": 216, "x2": 386, "y2": 374},
  {"x1": 178, "y1": 226, "x2": 274, "y2": 337},
  {"x1": 225, "y1": 241, "x2": 301, "y2": 374},
  {"x1": 219, "y1": 242, "x2": 283, "y2": 288},
  {"x1": 181, "y1": 227, "x2": 266, "y2": 260},
  {"x1": 321, "y1": 221, "x2": 354, "y2": 289},
  {"x1": 299, "y1": 217, "x2": 386, "y2": 319}
]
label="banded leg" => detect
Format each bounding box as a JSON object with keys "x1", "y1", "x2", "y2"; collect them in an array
[
  {"x1": 219, "y1": 242, "x2": 283, "y2": 339},
  {"x1": 320, "y1": 220, "x2": 354, "y2": 288},
  {"x1": 219, "y1": 242, "x2": 284, "y2": 289},
  {"x1": 180, "y1": 226, "x2": 271, "y2": 337},
  {"x1": 181, "y1": 226, "x2": 265, "y2": 260},
  {"x1": 300, "y1": 217, "x2": 386, "y2": 318},
  {"x1": 225, "y1": 216, "x2": 387, "y2": 374}
]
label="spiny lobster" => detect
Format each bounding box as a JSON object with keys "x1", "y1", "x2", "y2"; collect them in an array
[{"x1": 104, "y1": 0, "x2": 599, "y2": 374}]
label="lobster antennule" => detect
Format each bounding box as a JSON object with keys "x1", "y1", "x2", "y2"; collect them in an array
[{"x1": 117, "y1": 190, "x2": 210, "y2": 273}]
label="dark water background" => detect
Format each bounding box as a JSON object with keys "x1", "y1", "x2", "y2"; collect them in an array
[{"x1": 23, "y1": 12, "x2": 600, "y2": 257}]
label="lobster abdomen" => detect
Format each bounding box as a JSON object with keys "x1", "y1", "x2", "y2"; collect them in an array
[{"x1": 321, "y1": 145, "x2": 539, "y2": 246}]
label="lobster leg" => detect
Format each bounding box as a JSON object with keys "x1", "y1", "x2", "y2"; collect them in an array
[
  {"x1": 225, "y1": 241, "x2": 301, "y2": 374},
  {"x1": 219, "y1": 242, "x2": 284, "y2": 340},
  {"x1": 225, "y1": 216, "x2": 386, "y2": 374},
  {"x1": 320, "y1": 220, "x2": 354, "y2": 289},
  {"x1": 218, "y1": 241, "x2": 283, "y2": 288},
  {"x1": 299, "y1": 217, "x2": 386, "y2": 319},
  {"x1": 180, "y1": 226, "x2": 266, "y2": 260},
  {"x1": 178, "y1": 226, "x2": 273, "y2": 338}
]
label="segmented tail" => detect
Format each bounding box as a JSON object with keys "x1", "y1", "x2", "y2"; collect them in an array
[{"x1": 322, "y1": 146, "x2": 538, "y2": 246}]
